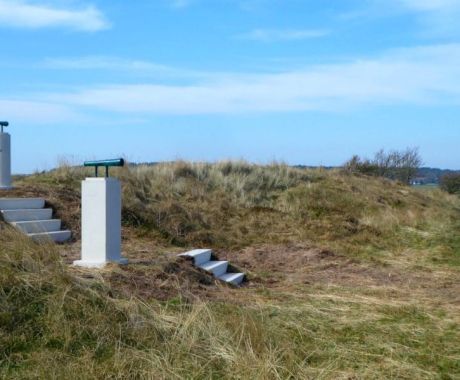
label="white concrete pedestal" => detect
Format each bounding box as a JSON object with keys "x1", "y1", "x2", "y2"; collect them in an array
[
  {"x1": 74, "y1": 177, "x2": 128, "y2": 268},
  {"x1": 0, "y1": 133, "x2": 12, "y2": 189}
]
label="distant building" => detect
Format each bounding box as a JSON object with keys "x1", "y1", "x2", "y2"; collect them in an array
[{"x1": 411, "y1": 177, "x2": 428, "y2": 186}]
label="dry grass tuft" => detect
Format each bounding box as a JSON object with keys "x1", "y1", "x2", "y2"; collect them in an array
[{"x1": 1, "y1": 161, "x2": 459, "y2": 378}]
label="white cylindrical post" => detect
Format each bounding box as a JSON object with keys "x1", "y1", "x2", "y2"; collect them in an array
[
  {"x1": 0, "y1": 132, "x2": 12, "y2": 189},
  {"x1": 74, "y1": 177, "x2": 128, "y2": 268}
]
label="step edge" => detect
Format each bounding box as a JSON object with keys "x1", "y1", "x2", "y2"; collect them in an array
[
  {"x1": 0, "y1": 198, "x2": 45, "y2": 201},
  {"x1": 11, "y1": 219, "x2": 61, "y2": 224},
  {"x1": 219, "y1": 273, "x2": 245, "y2": 285},
  {"x1": 199, "y1": 260, "x2": 229, "y2": 269},
  {"x1": 219, "y1": 272, "x2": 245, "y2": 279},
  {"x1": 27, "y1": 230, "x2": 71, "y2": 237},
  {"x1": 1, "y1": 208, "x2": 53, "y2": 212},
  {"x1": 180, "y1": 249, "x2": 213, "y2": 257}
]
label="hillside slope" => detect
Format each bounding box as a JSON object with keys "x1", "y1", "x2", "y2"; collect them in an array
[{"x1": 1, "y1": 162, "x2": 459, "y2": 379}]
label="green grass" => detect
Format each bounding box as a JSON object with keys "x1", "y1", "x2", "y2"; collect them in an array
[
  {"x1": 2, "y1": 161, "x2": 459, "y2": 379},
  {"x1": 1, "y1": 228, "x2": 458, "y2": 379},
  {"x1": 413, "y1": 184, "x2": 440, "y2": 191}
]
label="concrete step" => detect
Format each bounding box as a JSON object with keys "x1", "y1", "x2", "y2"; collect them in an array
[
  {"x1": 1, "y1": 208, "x2": 53, "y2": 222},
  {"x1": 219, "y1": 272, "x2": 245, "y2": 286},
  {"x1": 28, "y1": 230, "x2": 71, "y2": 243},
  {"x1": 179, "y1": 249, "x2": 246, "y2": 287},
  {"x1": 199, "y1": 260, "x2": 229, "y2": 277},
  {"x1": 0, "y1": 198, "x2": 45, "y2": 210},
  {"x1": 12, "y1": 219, "x2": 62, "y2": 234},
  {"x1": 179, "y1": 249, "x2": 212, "y2": 265}
]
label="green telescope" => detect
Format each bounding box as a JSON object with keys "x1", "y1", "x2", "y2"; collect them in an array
[{"x1": 84, "y1": 158, "x2": 125, "y2": 177}]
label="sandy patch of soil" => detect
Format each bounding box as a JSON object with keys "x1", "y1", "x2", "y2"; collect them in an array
[
  {"x1": 217, "y1": 243, "x2": 460, "y2": 303},
  {"x1": 61, "y1": 239, "x2": 460, "y2": 304}
]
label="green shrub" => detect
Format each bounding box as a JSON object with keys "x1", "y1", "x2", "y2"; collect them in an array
[{"x1": 440, "y1": 173, "x2": 460, "y2": 194}]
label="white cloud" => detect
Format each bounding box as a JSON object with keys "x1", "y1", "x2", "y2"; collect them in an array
[
  {"x1": 239, "y1": 28, "x2": 329, "y2": 42},
  {"x1": 40, "y1": 56, "x2": 211, "y2": 81},
  {"x1": 0, "y1": 0, "x2": 109, "y2": 31},
  {"x1": 0, "y1": 99, "x2": 78, "y2": 123},
  {"x1": 5, "y1": 44, "x2": 460, "y2": 117},
  {"x1": 42, "y1": 56, "x2": 175, "y2": 72}
]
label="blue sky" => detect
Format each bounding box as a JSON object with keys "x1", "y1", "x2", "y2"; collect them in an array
[{"x1": 0, "y1": 0, "x2": 459, "y2": 172}]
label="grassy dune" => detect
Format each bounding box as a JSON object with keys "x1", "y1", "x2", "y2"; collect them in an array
[{"x1": 1, "y1": 162, "x2": 459, "y2": 379}]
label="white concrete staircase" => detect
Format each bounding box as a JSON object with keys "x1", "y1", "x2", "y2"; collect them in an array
[
  {"x1": 179, "y1": 249, "x2": 245, "y2": 286},
  {"x1": 0, "y1": 198, "x2": 71, "y2": 243}
]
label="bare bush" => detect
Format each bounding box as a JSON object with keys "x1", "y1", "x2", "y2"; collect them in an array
[{"x1": 344, "y1": 148, "x2": 422, "y2": 184}]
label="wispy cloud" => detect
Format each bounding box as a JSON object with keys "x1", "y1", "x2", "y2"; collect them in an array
[
  {"x1": 238, "y1": 28, "x2": 329, "y2": 42},
  {"x1": 0, "y1": 99, "x2": 77, "y2": 123},
  {"x1": 361, "y1": 0, "x2": 460, "y2": 36},
  {"x1": 4, "y1": 44, "x2": 460, "y2": 119},
  {"x1": 398, "y1": 0, "x2": 459, "y2": 12},
  {"x1": 42, "y1": 56, "x2": 174, "y2": 72},
  {"x1": 37, "y1": 43, "x2": 460, "y2": 115},
  {"x1": 0, "y1": 0, "x2": 109, "y2": 31},
  {"x1": 40, "y1": 56, "x2": 211, "y2": 81},
  {"x1": 401, "y1": 0, "x2": 460, "y2": 35}
]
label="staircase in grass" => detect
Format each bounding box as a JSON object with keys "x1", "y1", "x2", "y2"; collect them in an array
[
  {"x1": 179, "y1": 249, "x2": 245, "y2": 286},
  {"x1": 0, "y1": 198, "x2": 71, "y2": 243}
]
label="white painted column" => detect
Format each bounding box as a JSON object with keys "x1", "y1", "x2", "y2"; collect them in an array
[
  {"x1": 74, "y1": 177, "x2": 128, "y2": 268},
  {"x1": 0, "y1": 132, "x2": 12, "y2": 189}
]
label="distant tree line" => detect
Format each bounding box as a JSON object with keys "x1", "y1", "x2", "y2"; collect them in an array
[
  {"x1": 344, "y1": 148, "x2": 423, "y2": 185},
  {"x1": 415, "y1": 167, "x2": 457, "y2": 184}
]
